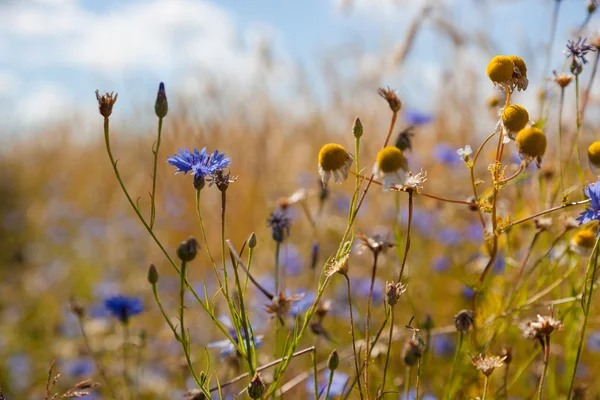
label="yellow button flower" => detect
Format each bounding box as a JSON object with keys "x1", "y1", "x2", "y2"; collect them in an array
[
  {"x1": 516, "y1": 127, "x2": 547, "y2": 167},
  {"x1": 318, "y1": 143, "x2": 353, "y2": 187},
  {"x1": 571, "y1": 229, "x2": 597, "y2": 255},
  {"x1": 373, "y1": 146, "x2": 408, "y2": 190},
  {"x1": 588, "y1": 141, "x2": 600, "y2": 173},
  {"x1": 502, "y1": 104, "x2": 529, "y2": 139}
]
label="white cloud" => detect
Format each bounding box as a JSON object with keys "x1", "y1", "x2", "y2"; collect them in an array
[
  {"x1": 14, "y1": 82, "x2": 72, "y2": 125},
  {"x1": 0, "y1": 71, "x2": 20, "y2": 98}
]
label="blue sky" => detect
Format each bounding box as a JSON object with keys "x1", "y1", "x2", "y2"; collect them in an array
[{"x1": 0, "y1": 0, "x2": 594, "y2": 137}]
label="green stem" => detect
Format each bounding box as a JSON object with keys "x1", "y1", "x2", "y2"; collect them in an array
[
  {"x1": 324, "y1": 368, "x2": 335, "y2": 400},
  {"x1": 537, "y1": 336, "x2": 550, "y2": 400},
  {"x1": 566, "y1": 236, "x2": 600, "y2": 399},
  {"x1": 275, "y1": 241, "x2": 281, "y2": 294},
  {"x1": 404, "y1": 366, "x2": 411, "y2": 400},
  {"x1": 415, "y1": 357, "x2": 421, "y2": 400},
  {"x1": 557, "y1": 88, "x2": 565, "y2": 196},
  {"x1": 398, "y1": 191, "x2": 413, "y2": 282},
  {"x1": 482, "y1": 375, "x2": 489, "y2": 400},
  {"x1": 178, "y1": 260, "x2": 203, "y2": 388},
  {"x1": 122, "y1": 323, "x2": 131, "y2": 400},
  {"x1": 364, "y1": 253, "x2": 379, "y2": 398},
  {"x1": 312, "y1": 349, "x2": 320, "y2": 400},
  {"x1": 379, "y1": 306, "x2": 394, "y2": 397},
  {"x1": 575, "y1": 75, "x2": 584, "y2": 186},
  {"x1": 445, "y1": 331, "x2": 463, "y2": 400},
  {"x1": 149, "y1": 117, "x2": 163, "y2": 229},
  {"x1": 345, "y1": 276, "x2": 364, "y2": 399},
  {"x1": 231, "y1": 245, "x2": 256, "y2": 374}
]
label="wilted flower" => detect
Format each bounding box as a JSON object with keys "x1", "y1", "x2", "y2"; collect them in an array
[
  {"x1": 104, "y1": 295, "x2": 144, "y2": 324},
  {"x1": 403, "y1": 169, "x2": 427, "y2": 192},
  {"x1": 207, "y1": 169, "x2": 237, "y2": 192},
  {"x1": 385, "y1": 281, "x2": 407, "y2": 306},
  {"x1": 523, "y1": 314, "x2": 564, "y2": 341},
  {"x1": 373, "y1": 146, "x2": 409, "y2": 190},
  {"x1": 454, "y1": 309, "x2": 475, "y2": 333},
  {"x1": 378, "y1": 86, "x2": 402, "y2": 112},
  {"x1": 576, "y1": 180, "x2": 600, "y2": 230},
  {"x1": 471, "y1": 354, "x2": 506, "y2": 377},
  {"x1": 95, "y1": 90, "x2": 118, "y2": 118},
  {"x1": 318, "y1": 143, "x2": 353, "y2": 187},
  {"x1": 565, "y1": 37, "x2": 596, "y2": 65},
  {"x1": 267, "y1": 209, "x2": 291, "y2": 242},
  {"x1": 553, "y1": 71, "x2": 574, "y2": 88},
  {"x1": 325, "y1": 254, "x2": 350, "y2": 277},
  {"x1": 356, "y1": 233, "x2": 395, "y2": 256},
  {"x1": 486, "y1": 55, "x2": 528, "y2": 92},
  {"x1": 265, "y1": 291, "x2": 304, "y2": 320}
]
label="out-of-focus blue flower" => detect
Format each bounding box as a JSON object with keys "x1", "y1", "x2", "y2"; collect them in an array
[
  {"x1": 268, "y1": 208, "x2": 291, "y2": 242},
  {"x1": 62, "y1": 357, "x2": 96, "y2": 377},
  {"x1": 104, "y1": 295, "x2": 144, "y2": 324},
  {"x1": 400, "y1": 389, "x2": 438, "y2": 400},
  {"x1": 587, "y1": 331, "x2": 600, "y2": 352},
  {"x1": 465, "y1": 223, "x2": 484, "y2": 242},
  {"x1": 208, "y1": 325, "x2": 263, "y2": 360},
  {"x1": 7, "y1": 353, "x2": 31, "y2": 389},
  {"x1": 432, "y1": 255, "x2": 451, "y2": 272},
  {"x1": 279, "y1": 244, "x2": 304, "y2": 276},
  {"x1": 402, "y1": 207, "x2": 435, "y2": 237},
  {"x1": 437, "y1": 228, "x2": 463, "y2": 246},
  {"x1": 462, "y1": 286, "x2": 474, "y2": 300},
  {"x1": 290, "y1": 292, "x2": 316, "y2": 317},
  {"x1": 404, "y1": 109, "x2": 433, "y2": 126},
  {"x1": 432, "y1": 335, "x2": 455, "y2": 357},
  {"x1": 433, "y1": 143, "x2": 461, "y2": 167},
  {"x1": 306, "y1": 371, "x2": 349, "y2": 398},
  {"x1": 494, "y1": 254, "x2": 506, "y2": 272},
  {"x1": 577, "y1": 180, "x2": 600, "y2": 231},
  {"x1": 565, "y1": 37, "x2": 596, "y2": 65},
  {"x1": 167, "y1": 147, "x2": 231, "y2": 177},
  {"x1": 354, "y1": 277, "x2": 385, "y2": 303}
]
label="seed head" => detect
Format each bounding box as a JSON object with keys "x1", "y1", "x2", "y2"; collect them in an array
[
  {"x1": 248, "y1": 232, "x2": 257, "y2": 249},
  {"x1": 385, "y1": 281, "x2": 407, "y2": 306},
  {"x1": 208, "y1": 169, "x2": 237, "y2": 192},
  {"x1": 378, "y1": 86, "x2": 402, "y2": 112},
  {"x1": 356, "y1": 233, "x2": 395, "y2": 256},
  {"x1": 325, "y1": 253, "x2": 350, "y2": 277},
  {"x1": 265, "y1": 291, "x2": 303, "y2": 320},
  {"x1": 454, "y1": 309, "x2": 475, "y2": 333},
  {"x1": 328, "y1": 350, "x2": 340, "y2": 370},
  {"x1": 402, "y1": 338, "x2": 423, "y2": 366},
  {"x1": 471, "y1": 354, "x2": 506, "y2": 377},
  {"x1": 247, "y1": 373, "x2": 266, "y2": 399},
  {"x1": 523, "y1": 314, "x2": 564, "y2": 340},
  {"x1": 177, "y1": 237, "x2": 200, "y2": 262},
  {"x1": 147, "y1": 264, "x2": 159, "y2": 284},
  {"x1": 516, "y1": 127, "x2": 547, "y2": 167},
  {"x1": 155, "y1": 82, "x2": 168, "y2": 118},
  {"x1": 95, "y1": 90, "x2": 118, "y2": 118}
]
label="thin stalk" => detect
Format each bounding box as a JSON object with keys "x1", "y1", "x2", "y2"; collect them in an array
[
  {"x1": 566, "y1": 236, "x2": 600, "y2": 399},
  {"x1": 345, "y1": 275, "x2": 364, "y2": 399},
  {"x1": 404, "y1": 367, "x2": 411, "y2": 400},
  {"x1": 537, "y1": 336, "x2": 550, "y2": 400},
  {"x1": 122, "y1": 323, "x2": 131, "y2": 400},
  {"x1": 501, "y1": 199, "x2": 590, "y2": 232},
  {"x1": 557, "y1": 88, "x2": 565, "y2": 195},
  {"x1": 444, "y1": 331, "x2": 463, "y2": 400},
  {"x1": 195, "y1": 190, "x2": 218, "y2": 270},
  {"x1": 275, "y1": 241, "x2": 281, "y2": 294},
  {"x1": 379, "y1": 307, "x2": 395, "y2": 397},
  {"x1": 482, "y1": 376, "x2": 489, "y2": 400},
  {"x1": 231, "y1": 248, "x2": 256, "y2": 375},
  {"x1": 149, "y1": 117, "x2": 163, "y2": 230},
  {"x1": 497, "y1": 162, "x2": 524, "y2": 185},
  {"x1": 178, "y1": 261, "x2": 203, "y2": 387},
  {"x1": 415, "y1": 357, "x2": 421, "y2": 399},
  {"x1": 574, "y1": 75, "x2": 584, "y2": 186},
  {"x1": 398, "y1": 192, "x2": 413, "y2": 281},
  {"x1": 311, "y1": 348, "x2": 320, "y2": 400},
  {"x1": 363, "y1": 253, "x2": 380, "y2": 398},
  {"x1": 581, "y1": 52, "x2": 600, "y2": 120},
  {"x1": 324, "y1": 367, "x2": 336, "y2": 400}
]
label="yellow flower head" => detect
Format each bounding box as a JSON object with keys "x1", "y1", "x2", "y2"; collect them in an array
[
  {"x1": 588, "y1": 141, "x2": 600, "y2": 171},
  {"x1": 373, "y1": 146, "x2": 408, "y2": 190},
  {"x1": 508, "y1": 55, "x2": 527, "y2": 77},
  {"x1": 516, "y1": 127, "x2": 547, "y2": 167},
  {"x1": 571, "y1": 229, "x2": 597, "y2": 255},
  {"x1": 508, "y1": 55, "x2": 529, "y2": 90},
  {"x1": 486, "y1": 56, "x2": 514, "y2": 84},
  {"x1": 502, "y1": 105, "x2": 529, "y2": 138},
  {"x1": 318, "y1": 143, "x2": 353, "y2": 187}
]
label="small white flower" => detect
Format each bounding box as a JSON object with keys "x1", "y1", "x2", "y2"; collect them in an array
[
  {"x1": 403, "y1": 169, "x2": 427, "y2": 192},
  {"x1": 457, "y1": 145, "x2": 473, "y2": 161}
]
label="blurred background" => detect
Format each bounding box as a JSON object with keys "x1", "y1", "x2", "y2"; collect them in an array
[{"x1": 1, "y1": 0, "x2": 600, "y2": 398}]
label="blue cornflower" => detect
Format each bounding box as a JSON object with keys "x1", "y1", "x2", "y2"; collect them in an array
[
  {"x1": 565, "y1": 37, "x2": 596, "y2": 65},
  {"x1": 267, "y1": 208, "x2": 291, "y2": 242},
  {"x1": 279, "y1": 244, "x2": 304, "y2": 276},
  {"x1": 576, "y1": 180, "x2": 600, "y2": 231},
  {"x1": 104, "y1": 295, "x2": 144, "y2": 324},
  {"x1": 437, "y1": 228, "x2": 463, "y2": 246},
  {"x1": 434, "y1": 143, "x2": 461, "y2": 166},
  {"x1": 404, "y1": 109, "x2": 433, "y2": 126},
  {"x1": 167, "y1": 147, "x2": 231, "y2": 178},
  {"x1": 432, "y1": 335, "x2": 455, "y2": 357},
  {"x1": 432, "y1": 255, "x2": 451, "y2": 272}
]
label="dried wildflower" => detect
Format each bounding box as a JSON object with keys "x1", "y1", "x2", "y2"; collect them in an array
[
  {"x1": 553, "y1": 71, "x2": 573, "y2": 88},
  {"x1": 147, "y1": 264, "x2": 159, "y2": 284},
  {"x1": 68, "y1": 298, "x2": 85, "y2": 318},
  {"x1": 378, "y1": 86, "x2": 402, "y2": 112},
  {"x1": 315, "y1": 299, "x2": 331, "y2": 321},
  {"x1": 154, "y1": 82, "x2": 168, "y2": 118},
  {"x1": 373, "y1": 146, "x2": 409, "y2": 190},
  {"x1": 356, "y1": 233, "x2": 395, "y2": 256},
  {"x1": 577, "y1": 179, "x2": 600, "y2": 230},
  {"x1": 207, "y1": 169, "x2": 237, "y2": 192},
  {"x1": 104, "y1": 295, "x2": 144, "y2": 324},
  {"x1": 265, "y1": 291, "x2": 304, "y2": 320},
  {"x1": 566, "y1": 37, "x2": 596, "y2": 65},
  {"x1": 325, "y1": 254, "x2": 350, "y2": 277},
  {"x1": 267, "y1": 209, "x2": 291, "y2": 243},
  {"x1": 247, "y1": 373, "x2": 266, "y2": 399},
  {"x1": 177, "y1": 237, "x2": 200, "y2": 262},
  {"x1": 516, "y1": 127, "x2": 547, "y2": 168},
  {"x1": 588, "y1": 141, "x2": 600, "y2": 173},
  {"x1": 402, "y1": 328, "x2": 426, "y2": 366},
  {"x1": 457, "y1": 145, "x2": 473, "y2": 162},
  {"x1": 395, "y1": 127, "x2": 415, "y2": 152},
  {"x1": 454, "y1": 309, "x2": 475, "y2": 333},
  {"x1": 534, "y1": 217, "x2": 553, "y2": 232},
  {"x1": 95, "y1": 90, "x2": 118, "y2": 118},
  {"x1": 501, "y1": 104, "x2": 530, "y2": 140},
  {"x1": 352, "y1": 116, "x2": 363, "y2": 139},
  {"x1": 328, "y1": 350, "x2": 340, "y2": 370},
  {"x1": 385, "y1": 281, "x2": 407, "y2": 306},
  {"x1": 318, "y1": 143, "x2": 353, "y2": 187},
  {"x1": 62, "y1": 379, "x2": 101, "y2": 398},
  {"x1": 524, "y1": 315, "x2": 564, "y2": 340},
  {"x1": 471, "y1": 354, "x2": 506, "y2": 377},
  {"x1": 571, "y1": 229, "x2": 597, "y2": 255},
  {"x1": 507, "y1": 55, "x2": 529, "y2": 91},
  {"x1": 403, "y1": 169, "x2": 427, "y2": 192}
]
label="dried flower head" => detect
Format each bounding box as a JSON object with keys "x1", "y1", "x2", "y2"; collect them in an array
[
  {"x1": 378, "y1": 86, "x2": 402, "y2": 112},
  {"x1": 385, "y1": 281, "x2": 407, "y2": 306},
  {"x1": 318, "y1": 143, "x2": 353, "y2": 187},
  {"x1": 207, "y1": 169, "x2": 237, "y2": 192},
  {"x1": 395, "y1": 127, "x2": 415, "y2": 152},
  {"x1": 502, "y1": 104, "x2": 530, "y2": 140},
  {"x1": 95, "y1": 90, "x2": 118, "y2": 118},
  {"x1": 454, "y1": 309, "x2": 475, "y2": 333},
  {"x1": 325, "y1": 254, "x2": 350, "y2": 277},
  {"x1": 471, "y1": 354, "x2": 506, "y2": 377},
  {"x1": 247, "y1": 373, "x2": 266, "y2": 399},
  {"x1": 516, "y1": 127, "x2": 547, "y2": 168},
  {"x1": 553, "y1": 71, "x2": 574, "y2": 88},
  {"x1": 403, "y1": 169, "x2": 427, "y2": 192},
  {"x1": 374, "y1": 146, "x2": 409, "y2": 190},
  {"x1": 534, "y1": 217, "x2": 553, "y2": 232},
  {"x1": 524, "y1": 314, "x2": 564, "y2": 340},
  {"x1": 265, "y1": 291, "x2": 304, "y2": 320},
  {"x1": 402, "y1": 337, "x2": 423, "y2": 366},
  {"x1": 588, "y1": 141, "x2": 600, "y2": 173},
  {"x1": 356, "y1": 233, "x2": 395, "y2": 256}
]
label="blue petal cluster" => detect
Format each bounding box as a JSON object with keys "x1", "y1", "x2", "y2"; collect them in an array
[
  {"x1": 565, "y1": 37, "x2": 596, "y2": 65},
  {"x1": 577, "y1": 180, "x2": 600, "y2": 233},
  {"x1": 104, "y1": 295, "x2": 144, "y2": 324},
  {"x1": 167, "y1": 147, "x2": 231, "y2": 177}
]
